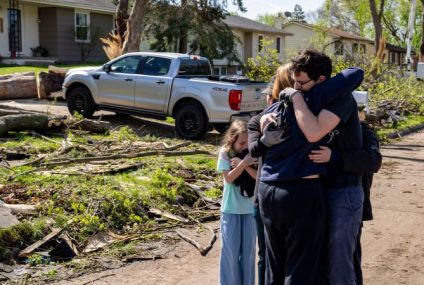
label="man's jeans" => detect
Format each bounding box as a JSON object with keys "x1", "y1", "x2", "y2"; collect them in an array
[
  {"x1": 219, "y1": 213, "x2": 256, "y2": 285},
  {"x1": 254, "y1": 205, "x2": 266, "y2": 285},
  {"x1": 327, "y1": 185, "x2": 363, "y2": 285}
]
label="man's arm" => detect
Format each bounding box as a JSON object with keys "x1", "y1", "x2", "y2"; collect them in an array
[
  {"x1": 292, "y1": 93, "x2": 343, "y2": 142},
  {"x1": 317, "y1": 67, "x2": 364, "y2": 107}
]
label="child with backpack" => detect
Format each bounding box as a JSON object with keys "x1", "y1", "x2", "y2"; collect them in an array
[{"x1": 217, "y1": 119, "x2": 258, "y2": 285}]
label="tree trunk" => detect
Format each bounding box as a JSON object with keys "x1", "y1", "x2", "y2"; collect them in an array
[
  {"x1": 369, "y1": 0, "x2": 385, "y2": 55},
  {"x1": 122, "y1": 0, "x2": 150, "y2": 53},
  {"x1": 0, "y1": 72, "x2": 37, "y2": 99},
  {"x1": 0, "y1": 114, "x2": 50, "y2": 136},
  {"x1": 178, "y1": 0, "x2": 188, "y2": 54},
  {"x1": 420, "y1": 0, "x2": 424, "y2": 61},
  {"x1": 115, "y1": 0, "x2": 129, "y2": 45}
]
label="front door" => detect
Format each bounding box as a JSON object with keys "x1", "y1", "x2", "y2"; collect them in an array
[{"x1": 7, "y1": 8, "x2": 22, "y2": 56}]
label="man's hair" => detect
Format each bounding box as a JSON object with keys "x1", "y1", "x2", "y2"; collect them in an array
[{"x1": 290, "y1": 49, "x2": 332, "y2": 81}]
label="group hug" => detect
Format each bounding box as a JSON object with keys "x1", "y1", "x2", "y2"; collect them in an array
[{"x1": 217, "y1": 49, "x2": 383, "y2": 285}]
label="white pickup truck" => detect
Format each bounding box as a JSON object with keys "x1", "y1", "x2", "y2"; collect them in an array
[{"x1": 62, "y1": 52, "x2": 268, "y2": 139}]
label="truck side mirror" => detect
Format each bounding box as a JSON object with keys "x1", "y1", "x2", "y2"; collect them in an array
[{"x1": 103, "y1": 64, "x2": 111, "y2": 73}]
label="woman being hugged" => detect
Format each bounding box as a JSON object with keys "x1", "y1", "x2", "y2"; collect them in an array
[{"x1": 218, "y1": 119, "x2": 258, "y2": 285}]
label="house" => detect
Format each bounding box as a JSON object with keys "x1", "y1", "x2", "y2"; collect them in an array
[
  {"x1": 282, "y1": 21, "x2": 407, "y2": 66},
  {"x1": 0, "y1": 0, "x2": 114, "y2": 63},
  {"x1": 217, "y1": 15, "x2": 293, "y2": 75}
]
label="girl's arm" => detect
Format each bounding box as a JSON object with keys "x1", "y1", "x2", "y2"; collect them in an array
[{"x1": 245, "y1": 166, "x2": 258, "y2": 180}]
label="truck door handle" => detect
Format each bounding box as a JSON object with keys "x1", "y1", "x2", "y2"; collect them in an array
[
  {"x1": 124, "y1": 78, "x2": 133, "y2": 82},
  {"x1": 156, "y1": 80, "x2": 165, "y2": 84}
]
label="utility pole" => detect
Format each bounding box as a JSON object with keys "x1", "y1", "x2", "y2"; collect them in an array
[{"x1": 406, "y1": 0, "x2": 417, "y2": 71}]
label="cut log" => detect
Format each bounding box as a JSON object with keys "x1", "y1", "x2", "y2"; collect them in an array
[
  {"x1": 69, "y1": 119, "x2": 111, "y2": 133},
  {"x1": 2, "y1": 204, "x2": 37, "y2": 215},
  {"x1": 0, "y1": 114, "x2": 49, "y2": 136},
  {"x1": 149, "y1": 207, "x2": 189, "y2": 223},
  {"x1": 37, "y1": 71, "x2": 65, "y2": 99},
  {"x1": 0, "y1": 72, "x2": 37, "y2": 99},
  {"x1": 48, "y1": 65, "x2": 69, "y2": 77}
]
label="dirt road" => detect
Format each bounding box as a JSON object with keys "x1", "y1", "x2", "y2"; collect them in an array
[{"x1": 50, "y1": 129, "x2": 424, "y2": 285}]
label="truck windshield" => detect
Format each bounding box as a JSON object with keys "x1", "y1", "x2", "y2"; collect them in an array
[{"x1": 178, "y1": 59, "x2": 211, "y2": 76}]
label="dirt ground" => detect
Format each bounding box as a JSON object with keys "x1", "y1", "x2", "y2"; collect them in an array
[{"x1": 2, "y1": 99, "x2": 424, "y2": 285}]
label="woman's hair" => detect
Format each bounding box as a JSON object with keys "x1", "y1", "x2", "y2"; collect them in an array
[
  {"x1": 272, "y1": 63, "x2": 295, "y2": 101},
  {"x1": 221, "y1": 120, "x2": 247, "y2": 153}
]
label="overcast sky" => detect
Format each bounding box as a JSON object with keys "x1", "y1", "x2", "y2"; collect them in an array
[{"x1": 228, "y1": 0, "x2": 326, "y2": 21}]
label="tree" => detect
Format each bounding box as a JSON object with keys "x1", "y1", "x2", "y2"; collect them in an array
[
  {"x1": 369, "y1": 0, "x2": 385, "y2": 54},
  {"x1": 256, "y1": 12, "x2": 287, "y2": 28},
  {"x1": 290, "y1": 4, "x2": 306, "y2": 23},
  {"x1": 148, "y1": 1, "x2": 246, "y2": 64},
  {"x1": 246, "y1": 38, "x2": 281, "y2": 82}
]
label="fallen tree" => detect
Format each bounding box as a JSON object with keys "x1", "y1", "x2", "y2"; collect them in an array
[{"x1": 0, "y1": 72, "x2": 37, "y2": 99}]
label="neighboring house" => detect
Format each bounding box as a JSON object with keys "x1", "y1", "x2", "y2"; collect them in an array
[
  {"x1": 282, "y1": 21, "x2": 407, "y2": 66},
  {"x1": 139, "y1": 15, "x2": 293, "y2": 76},
  {"x1": 0, "y1": 0, "x2": 114, "y2": 63},
  {"x1": 217, "y1": 15, "x2": 293, "y2": 75}
]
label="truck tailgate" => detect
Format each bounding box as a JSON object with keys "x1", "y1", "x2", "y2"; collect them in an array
[{"x1": 240, "y1": 85, "x2": 267, "y2": 112}]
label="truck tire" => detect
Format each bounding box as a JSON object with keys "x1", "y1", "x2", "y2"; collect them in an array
[
  {"x1": 67, "y1": 87, "x2": 96, "y2": 118},
  {"x1": 175, "y1": 104, "x2": 207, "y2": 140}
]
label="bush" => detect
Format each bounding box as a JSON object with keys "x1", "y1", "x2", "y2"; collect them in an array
[{"x1": 31, "y1": 46, "x2": 49, "y2": 57}]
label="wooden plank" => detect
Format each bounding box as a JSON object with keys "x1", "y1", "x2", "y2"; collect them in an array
[{"x1": 18, "y1": 228, "x2": 63, "y2": 258}]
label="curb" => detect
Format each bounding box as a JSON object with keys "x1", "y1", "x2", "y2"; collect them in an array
[{"x1": 385, "y1": 123, "x2": 424, "y2": 139}]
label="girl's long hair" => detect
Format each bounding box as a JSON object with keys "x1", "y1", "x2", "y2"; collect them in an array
[
  {"x1": 220, "y1": 120, "x2": 247, "y2": 155},
  {"x1": 272, "y1": 63, "x2": 295, "y2": 101}
]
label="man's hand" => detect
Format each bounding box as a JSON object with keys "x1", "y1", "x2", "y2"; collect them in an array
[
  {"x1": 260, "y1": 122, "x2": 289, "y2": 147},
  {"x1": 309, "y1": 146, "x2": 332, "y2": 163},
  {"x1": 260, "y1": 113, "x2": 277, "y2": 133},
  {"x1": 279, "y1": 87, "x2": 302, "y2": 103}
]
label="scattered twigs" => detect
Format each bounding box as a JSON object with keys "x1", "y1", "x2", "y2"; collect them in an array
[
  {"x1": 40, "y1": 150, "x2": 214, "y2": 168},
  {"x1": 176, "y1": 224, "x2": 217, "y2": 256},
  {"x1": 149, "y1": 207, "x2": 189, "y2": 223}
]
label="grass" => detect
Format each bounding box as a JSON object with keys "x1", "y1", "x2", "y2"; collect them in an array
[
  {"x1": 0, "y1": 62, "x2": 103, "y2": 75},
  {"x1": 376, "y1": 114, "x2": 424, "y2": 141}
]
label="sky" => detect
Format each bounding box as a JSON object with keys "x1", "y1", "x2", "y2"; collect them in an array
[{"x1": 228, "y1": 0, "x2": 326, "y2": 21}]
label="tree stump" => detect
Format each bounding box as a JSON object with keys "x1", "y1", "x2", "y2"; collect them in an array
[{"x1": 0, "y1": 72, "x2": 37, "y2": 99}]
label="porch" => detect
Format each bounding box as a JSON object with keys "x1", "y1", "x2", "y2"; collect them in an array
[{"x1": 0, "y1": 56, "x2": 58, "y2": 66}]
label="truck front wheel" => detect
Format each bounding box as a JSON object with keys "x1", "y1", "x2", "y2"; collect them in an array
[
  {"x1": 175, "y1": 104, "x2": 207, "y2": 140},
  {"x1": 67, "y1": 87, "x2": 96, "y2": 118}
]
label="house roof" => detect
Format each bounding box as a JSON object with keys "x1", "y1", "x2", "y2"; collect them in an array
[
  {"x1": 224, "y1": 15, "x2": 293, "y2": 36},
  {"x1": 21, "y1": 0, "x2": 116, "y2": 14},
  {"x1": 385, "y1": 43, "x2": 407, "y2": 53},
  {"x1": 283, "y1": 21, "x2": 373, "y2": 44}
]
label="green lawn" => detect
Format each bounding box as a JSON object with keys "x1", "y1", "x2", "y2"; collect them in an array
[{"x1": 0, "y1": 63, "x2": 102, "y2": 76}]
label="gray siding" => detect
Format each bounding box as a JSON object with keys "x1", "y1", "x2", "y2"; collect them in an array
[
  {"x1": 38, "y1": 8, "x2": 59, "y2": 57},
  {"x1": 38, "y1": 7, "x2": 112, "y2": 63}
]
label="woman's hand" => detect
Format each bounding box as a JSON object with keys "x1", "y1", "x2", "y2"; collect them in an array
[
  {"x1": 260, "y1": 113, "x2": 277, "y2": 133},
  {"x1": 309, "y1": 146, "x2": 332, "y2": 163}
]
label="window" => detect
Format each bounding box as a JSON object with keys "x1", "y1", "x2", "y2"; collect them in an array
[
  {"x1": 110, "y1": 56, "x2": 142, "y2": 74},
  {"x1": 276, "y1": 37, "x2": 281, "y2": 53},
  {"x1": 360, "y1": 44, "x2": 366, "y2": 53},
  {"x1": 0, "y1": 18, "x2": 3, "y2": 33},
  {"x1": 334, "y1": 40, "x2": 344, "y2": 55},
  {"x1": 75, "y1": 11, "x2": 90, "y2": 42},
  {"x1": 141, "y1": 56, "x2": 172, "y2": 76},
  {"x1": 178, "y1": 58, "x2": 211, "y2": 76},
  {"x1": 258, "y1": 35, "x2": 264, "y2": 52},
  {"x1": 391, "y1": 52, "x2": 396, "y2": 64}
]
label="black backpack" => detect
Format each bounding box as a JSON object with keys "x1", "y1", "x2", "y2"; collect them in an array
[{"x1": 229, "y1": 149, "x2": 256, "y2": 198}]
